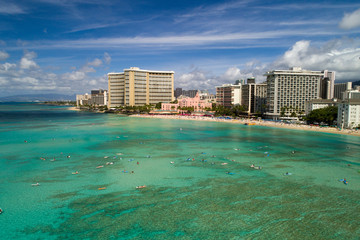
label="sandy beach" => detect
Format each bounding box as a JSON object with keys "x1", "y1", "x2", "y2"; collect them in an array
[
  {"x1": 130, "y1": 114, "x2": 360, "y2": 137},
  {"x1": 67, "y1": 106, "x2": 80, "y2": 111}
]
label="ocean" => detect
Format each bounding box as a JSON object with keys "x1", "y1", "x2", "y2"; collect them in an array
[{"x1": 0, "y1": 102, "x2": 359, "y2": 239}]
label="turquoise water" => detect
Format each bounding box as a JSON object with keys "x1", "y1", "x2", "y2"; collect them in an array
[{"x1": 0, "y1": 103, "x2": 359, "y2": 239}]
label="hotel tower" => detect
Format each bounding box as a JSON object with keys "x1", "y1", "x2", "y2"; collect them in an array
[
  {"x1": 108, "y1": 67, "x2": 174, "y2": 108},
  {"x1": 264, "y1": 67, "x2": 335, "y2": 119}
]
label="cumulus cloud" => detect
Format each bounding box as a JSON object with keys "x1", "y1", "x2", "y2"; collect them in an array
[
  {"x1": 62, "y1": 71, "x2": 86, "y2": 81},
  {"x1": 0, "y1": 51, "x2": 108, "y2": 95},
  {"x1": 0, "y1": 62, "x2": 16, "y2": 72},
  {"x1": 0, "y1": 51, "x2": 9, "y2": 61},
  {"x1": 273, "y1": 38, "x2": 360, "y2": 79},
  {"x1": 222, "y1": 67, "x2": 241, "y2": 81},
  {"x1": 20, "y1": 51, "x2": 39, "y2": 69},
  {"x1": 339, "y1": 8, "x2": 360, "y2": 30}
]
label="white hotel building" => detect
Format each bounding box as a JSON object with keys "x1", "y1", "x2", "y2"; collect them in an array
[
  {"x1": 264, "y1": 67, "x2": 335, "y2": 119},
  {"x1": 108, "y1": 67, "x2": 174, "y2": 108}
]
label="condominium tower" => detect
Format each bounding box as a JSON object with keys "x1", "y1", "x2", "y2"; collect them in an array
[
  {"x1": 108, "y1": 67, "x2": 174, "y2": 107},
  {"x1": 265, "y1": 67, "x2": 335, "y2": 119}
]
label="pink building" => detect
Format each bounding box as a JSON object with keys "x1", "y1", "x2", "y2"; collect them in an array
[{"x1": 162, "y1": 92, "x2": 212, "y2": 112}]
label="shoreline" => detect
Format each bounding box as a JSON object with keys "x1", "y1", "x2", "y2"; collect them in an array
[
  {"x1": 67, "y1": 106, "x2": 80, "y2": 111},
  {"x1": 130, "y1": 114, "x2": 360, "y2": 137}
]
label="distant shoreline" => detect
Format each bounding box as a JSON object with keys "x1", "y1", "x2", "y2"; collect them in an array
[{"x1": 130, "y1": 114, "x2": 360, "y2": 137}]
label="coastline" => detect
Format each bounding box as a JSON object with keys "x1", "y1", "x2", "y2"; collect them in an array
[
  {"x1": 130, "y1": 114, "x2": 360, "y2": 137},
  {"x1": 67, "y1": 106, "x2": 80, "y2": 111}
]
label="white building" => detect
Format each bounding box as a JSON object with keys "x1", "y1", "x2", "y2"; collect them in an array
[
  {"x1": 108, "y1": 67, "x2": 174, "y2": 108},
  {"x1": 76, "y1": 93, "x2": 91, "y2": 108},
  {"x1": 216, "y1": 83, "x2": 242, "y2": 107},
  {"x1": 337, "y1": 90, "x2": 360, "y2": 129},
  {"x1": 338, "y1": 100, "x2": 360, "y2": 129},
  {"x1": 305, "y1": 99, "x2": 338, "y2": 115},
  {"x1": 264, "y1": 67, "x2": 335, "y2": 119}
]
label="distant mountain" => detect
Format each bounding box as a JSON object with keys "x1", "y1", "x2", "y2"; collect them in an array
[{"x1": 0, "y1": 94, "x2": 76, "y2": 102}]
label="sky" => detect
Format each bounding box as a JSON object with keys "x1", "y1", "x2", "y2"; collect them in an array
[{"x1": 0, "y1": 0, "x2": 360, "y2": 97}]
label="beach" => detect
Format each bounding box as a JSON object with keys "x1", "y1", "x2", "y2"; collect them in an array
[{"x1": 131, "y1": 114, "x2": 360, "y2": 137}]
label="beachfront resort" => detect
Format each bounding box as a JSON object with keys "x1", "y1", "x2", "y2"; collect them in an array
[{"x1": 75, "y1": 66, "x2": 360, "y2": 134}]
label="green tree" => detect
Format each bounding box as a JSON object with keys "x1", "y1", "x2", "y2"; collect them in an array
[
  {"x1": 155, "y1": 102, "x2": 162, "y2": 109},
  {"x1": 306, "y1": 106, "x2": 338, "y2": 125}
]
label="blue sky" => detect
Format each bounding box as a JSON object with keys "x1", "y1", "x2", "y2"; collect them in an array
[{"x1": 0, "y1": 0, "x2": 360, "y2": 96}]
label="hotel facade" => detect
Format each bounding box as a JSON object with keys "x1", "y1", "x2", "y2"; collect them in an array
[
  {"x1": 108, "y1": 67, "x2": 174, "y2": 108},
  {"x1": 264, "y1": 67, "x2": 335, "y2": 119},
  {"x1": 215, "y1": 82, "x2": 243, "y2": 108}
]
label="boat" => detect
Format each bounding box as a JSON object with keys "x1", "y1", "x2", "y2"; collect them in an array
[
  {"x1": 136, "y1": 185, "x2": 146, "y2": 189},
  {"x1": 96, "y1": 165, "x2": 104, "y2": 169},
  {"x1": 72, "y1": 171, "x2": 79, "y2": 174},
  {"x1": 244, "y1": 123, "x2": 256, "y2": 126},
  {"x1": 31, "y1": 183, "x2": 40, "y2": 186},
  {"x1": 98, "y1": 187, "x2": 106, "y2": 190}
]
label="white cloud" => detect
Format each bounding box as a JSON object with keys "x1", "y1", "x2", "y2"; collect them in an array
[
  {"x1": 20, "y1": 51, "x2": 39, "y2": 69},
  {"x1": 0, "y1": 62, "x2": 16, "y2": 72},
  {"x1": 273, "y1": 38, "x2": 360, "y2": 80},
  {"x1": 0, "y1": 49, "x2": 109, "y2": 95},
  {"x1": 13, "y1": 77, "x2": 39, "y2": 85},
  {"x1": 104, "y1": 52, "x2": 111, "y2": 64},
  {"x1": 0, "y1": 51, "x2": 9, "y2": 61},
  {"x1": 62, "y1": 71, "x2": 86, "y2": 81},
  {"x1": 88, "y1": 58, "x2": 102, "y2": 67},
  {"x1": 222, "y1": 67, "x2": 241, "y2": 81},
  {"x1": 339, "y1": 8, "x2": 360, "y2": 30}
]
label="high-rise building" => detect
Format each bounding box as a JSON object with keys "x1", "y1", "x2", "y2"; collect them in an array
[
  {"x1": 321, "y1": 70, "x2": 335, "y2": 99},
  {"x1": 334, "y1": 82, "x2": 352, "y2": 99},
  {"x1": 216, "y1": 83, "x2": 242, "y2": 108},
  {"x1": 108, "y1": 67, "x2": 174, "y2": 107},
  {"x1": 264, "y1": 67, "x2": 335, "y2": 119},
  {"x1": 241, "y1": 79, "x2": 267, "y2": 115}
]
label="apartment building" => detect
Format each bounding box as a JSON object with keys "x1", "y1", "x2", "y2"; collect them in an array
[
  {"x1": 264, "y1": 67, "x2": 335, "y2": 119},
  {"x1": 108, "y1": 67, "x2": 174, "y2": 107}
]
